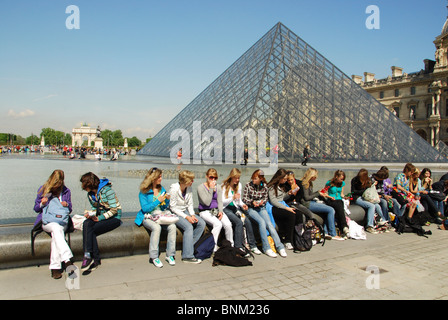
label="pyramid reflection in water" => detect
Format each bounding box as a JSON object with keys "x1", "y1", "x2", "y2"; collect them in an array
[{"x1": 139, "y1": 23, "x2": 446, "y2": 163}]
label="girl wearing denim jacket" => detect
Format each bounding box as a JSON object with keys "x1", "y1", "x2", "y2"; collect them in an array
[{"x1": 135, "y1": 168, "x2": 175, "y2": 268}]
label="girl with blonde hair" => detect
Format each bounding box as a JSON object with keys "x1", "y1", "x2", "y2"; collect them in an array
[
  {"x1": 197, "y1": 168, "x2": 233, "y2": 252},
  {"x1": 222, "y1": 168, "x2": 261, "y2": 255},
  {"x1": 300, "y1": 168, "x2": 344, "y2": 240},
  {"x1": 169, "y1": 170, "x2": 205, "y2": 264},
  {"x1": 33, "y1": 170, "x2": 74, "y2": 279},
  {"x1": 135, "y1": 168, "x2": 176, "y2": 268}
]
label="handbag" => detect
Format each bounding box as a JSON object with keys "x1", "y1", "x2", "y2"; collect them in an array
[
  {"x1": 147, "y1": 209, "x2": 179, "y2": 225},
  {"x1": 42, "y1": 197, "x2": 70, "y2": 226},
  {"x1": 362, "y1": 185, "x2": 380, "y2": 204},
  {"x1": 347, "y1": 219, "x2": 367, "y2": 240}
]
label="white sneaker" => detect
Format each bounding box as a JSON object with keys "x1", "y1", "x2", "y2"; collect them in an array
[
  {"x1": 165, "y1": 256, "x2": 176, "y2": 266},
  {"x1": 151, "y1": 258, "x2": 163, "y2": 268},
  {"x1": 251, "y1": 247, "x2": 262, "y2": 255},
  {"x1": 265, "y1": 249, "x2": 277, "y2": 258},
  {"x1": 285, "y1": 242, "x2": 294, "y2": 250},
  {"x1": 378, "y1": 220, "x2": 388, "y2": 226},
  {"x1": 278, "y1": 248, "x2": 287, "y2": 258}
]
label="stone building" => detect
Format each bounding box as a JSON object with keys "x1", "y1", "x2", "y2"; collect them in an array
[
  {"x1": 354, "y1": 15, "x2": 448, "y2": 148},
  {"x1": 72, "y1": 124, "x2": 103, "y2": 148}
]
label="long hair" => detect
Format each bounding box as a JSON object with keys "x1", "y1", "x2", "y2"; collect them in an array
[
  {"x1": 267, "y1": 168, "x2": 288, "y2": 196},
  {"x1": 419, "y1": 168, "x2": 431, "y2": 181},
  {"x1": 39, "y1": 169, "x2": 65, "y2": 197},
  {"x1": 301, "y1": 168, "x2": 318, "y2": 190},
  {"x1": 356, "y1": 169, "x2": 371, "y2": 189},
  {"x1": 221, "y1": 168, "x2": 241, "y2": 198},
  {"x1": 140, "y1": 167, "x2": 163, "y2": 194},
  {"x1": 251, "y1": 169, "x2": 267, "y2": 185},
  {"x1": 329, "y1": 170, "x2": 346, "y2": 187}
]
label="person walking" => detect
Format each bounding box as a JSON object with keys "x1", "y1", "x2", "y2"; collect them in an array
[{"x1": 301, "y1": 144, "x2": 310, "y2": 166}]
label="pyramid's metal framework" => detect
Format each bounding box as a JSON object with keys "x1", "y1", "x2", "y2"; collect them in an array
[{"x1": 139, "y1": 22, "x2": 446, "y2": 163}]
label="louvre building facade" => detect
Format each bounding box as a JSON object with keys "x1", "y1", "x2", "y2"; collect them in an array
[{"x1": 139, "y1": 23, "x2": 445, "y2": 163}]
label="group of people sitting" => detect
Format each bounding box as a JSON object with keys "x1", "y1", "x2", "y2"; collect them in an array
[{"x1": 33, "y1": 163, "x2": 448, "y2": 279}]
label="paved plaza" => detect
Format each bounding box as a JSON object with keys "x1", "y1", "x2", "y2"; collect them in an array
[{"x1": 1, "y1": 222, "x2": 447, "y2": 301}]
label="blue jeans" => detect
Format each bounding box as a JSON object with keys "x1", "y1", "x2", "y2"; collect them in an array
[
  {"x1": 247, "y1": 206, "x2": 284, "y2": 252},
  {"x1": 309, "y1": 201, "x2": 336, "y2": 236},
  {"x1": 175, "y1": 212, "x2": 206, "y2": 259},
  {"x1": 435, "y1": 200, "x2": 445, "y2": 216},
  {"x1": 224, "y1": 206, "x2": 257, "y2": 250},
  {"x1": 142, "y1": 219, "x2": 177, "y2": 259},
  {"x1": 355, "y1": 197, "x2": 385, "y2": 227}
]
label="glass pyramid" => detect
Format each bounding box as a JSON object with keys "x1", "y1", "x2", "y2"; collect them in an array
[{"x1": 139, "y1": 22, "x2": 447, "y2": 163}]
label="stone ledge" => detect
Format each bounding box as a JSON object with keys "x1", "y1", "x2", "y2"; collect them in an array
[
  {"x1": 0, "y1": 218, "x2": 182, "y2": 269},
  {"x1": 0, "y1": 205, "x2": 367, "y2": 269}
]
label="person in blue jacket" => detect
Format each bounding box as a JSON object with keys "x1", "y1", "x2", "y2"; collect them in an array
[{"x1": 135, "y1": 168, "x2": 176, "y2": 268}]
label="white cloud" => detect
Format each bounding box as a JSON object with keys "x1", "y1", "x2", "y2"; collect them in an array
[
  {"x1": 7, "y1": 109, "x2": 36, "y2": 119},
  {"x1": 33, "y1": 94, "x2": 57, "y2": 102}
]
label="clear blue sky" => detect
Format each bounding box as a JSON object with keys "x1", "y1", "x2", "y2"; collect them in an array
[{"x1": 1, "y1": 0, "x2": 446, "y2": 141}]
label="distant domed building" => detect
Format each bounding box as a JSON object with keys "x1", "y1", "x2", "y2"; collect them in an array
[{"x1": 356, "y1": 12, "x2": 448, "y2": 150}]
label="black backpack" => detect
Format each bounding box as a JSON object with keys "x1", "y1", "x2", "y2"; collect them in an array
[
  {"x1": 212, "y1": 239, "x2": 253, "y2": 267},
  {"x1": 293, "y1": 219, "x2": 325, "y2": 252},
  {"x1": 396, "y1": 215, "x2": 431, "y2": 238},
  {"x1": 194, "y1": 233, "x2": 215, "y2": 260}
]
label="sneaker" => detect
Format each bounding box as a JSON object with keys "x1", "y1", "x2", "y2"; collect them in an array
[
  {"x1": 285, "y1": 242, "x2": 294, "y2": 250},
  {"x1": 81, "y1": 257, "x2": 93, "y2": 271},
  {"x1": 265, "y1": 249, "x2": 277, "y2": 258},
  {"x1": 165, "y1": 256, "x2": 176, "y2": 266},
  {"x1": 89, "y1": 260, "x2": 101, "y2": 271},
  {"x1": 366, "y1": 227, "x2": 378, "y2": 234},
  {"x1": 182, "y1": 257, "x2": 202, "y2": 264},
  {"x1": 331, "y1": 235, "x2": 345, "y2": 241},
  {"x1": 378, "y1": 220, "x2": 388, "y2": 226},
  {"x1": 251, "y1": 247, "x2": 262, "y2": 255},
  {"x1": 278, "y1": 248, "x2": 287, "y2": 258},
  {"x1": 51, "y1": 269, "x2": 63, "y2": 279},
  {"x1": 150, "y1": 258, "x2": 163, "y2": 268}
]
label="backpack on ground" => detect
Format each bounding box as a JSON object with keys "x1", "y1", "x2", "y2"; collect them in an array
[
  {"x1": 194, "y1": 233, "x2": 215, "y2": 260},
  {"x1": 396, "y1": 215, "x2": 431, "y2": 238},
  {"x1": 293, "y1": 219, "x2": 325, "y2": 252},
  {"x1": 293, "y1": 223, "x2": 312, "y2": 252},
  {"x1": 212, "y1": 239, "x2": 253, "y2": 267}
]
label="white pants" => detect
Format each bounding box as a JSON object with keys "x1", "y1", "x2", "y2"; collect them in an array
[
  {"x1": 199, "y1": 210, "x2": 233, "y2": 249},
  {"x1": 42, "y1": 222, "x2": 73, "y2": 270}
]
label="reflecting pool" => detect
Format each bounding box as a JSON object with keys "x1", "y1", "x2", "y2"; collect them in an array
[{"x1": 1, "y1": 153, "x2": 446, "y2": 225}]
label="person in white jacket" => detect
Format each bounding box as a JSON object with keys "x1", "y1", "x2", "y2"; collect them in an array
[
  {"x1": 222, "y1": 168, "x2": 261, "y2": 256},
  {"x1": 169, "y1": 170, "x2": 205, "y2": 264}
]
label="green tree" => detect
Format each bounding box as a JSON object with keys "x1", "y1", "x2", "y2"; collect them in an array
[
  {"x1": 101, "y1": 129, "x2": 124, "y2": 147},
  {"x1": 26, "y1": 134, "x2": 40, "y2": 145},
  {"x1": 127, "y1": 136, "x2": 142, "y2": 147}
]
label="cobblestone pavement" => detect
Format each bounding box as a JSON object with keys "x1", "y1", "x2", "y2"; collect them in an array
[{"x1": 1, "y1": 223, "x2": 447, "y2": 301}]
